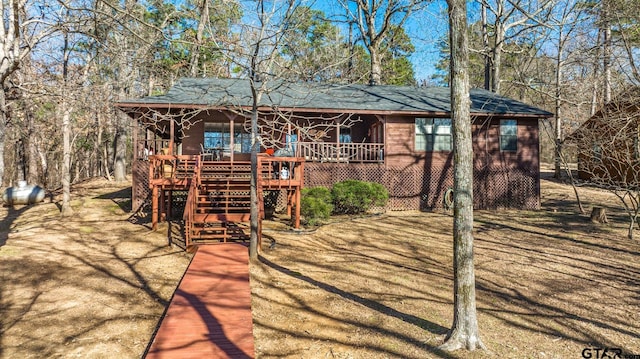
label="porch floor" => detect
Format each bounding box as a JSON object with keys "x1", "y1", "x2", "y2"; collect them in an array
[{"x1": 145, "y1": 243, "x2": 254, "y2": 358}]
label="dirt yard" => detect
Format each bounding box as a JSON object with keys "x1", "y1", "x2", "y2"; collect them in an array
[
  {"x1": 1, "y1": 175, "x2": 639, "y2": 358},
  {"x1": 0, "y1": 180, "x2": 193, "y2": 358},
  {"x1": 251, "y1": 176, "x2": 640, "y2": 358}
]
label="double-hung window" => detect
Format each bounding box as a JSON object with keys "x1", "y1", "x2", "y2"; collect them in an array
[
  {"x1": 415, "y1": 118, "x2": 452, "y2": 151},
  {"x1": 500, "y1": 119, "x2": 518, "y2": 152}
]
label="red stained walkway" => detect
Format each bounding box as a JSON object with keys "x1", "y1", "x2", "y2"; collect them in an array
[{"x1": 145, "y1": 243, "x2": 255, "y2": 359}]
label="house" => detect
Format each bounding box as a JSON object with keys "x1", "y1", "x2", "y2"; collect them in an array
[
  {"x1": 117, "y1": 78, "x2": 552, "y2": 246},
  {"x1": 569, "y1": 90, "x2": 640, "y2": 185}
]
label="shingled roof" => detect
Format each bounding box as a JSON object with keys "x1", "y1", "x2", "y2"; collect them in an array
[{"x1": 117, "y1": 78, "x2": 553, "y2": 117}]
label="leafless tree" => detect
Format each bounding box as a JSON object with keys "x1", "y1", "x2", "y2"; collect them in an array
[
  {"x1": 0, "y1": 0, "x2": 58, "y2": 186},
  {"x1": 338, "y1": 0, "x2": 425, "y2": 85},
  {"x1": 476, "y1": 0, "x2": 555, "y2": 94},
  {"x1": 439, "y1": 0, "x2": 485, "y2": 351}
]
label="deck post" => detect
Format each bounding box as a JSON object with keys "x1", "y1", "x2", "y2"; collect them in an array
[
  {"x1": 152, "y1": 185, "x2": 159, "y2": 230},
  {"x1": 294, "y1": 187, "x2": 301, "y2": 229},
  {"x1": 160, "y1": 189, "x2": 166, "y2": 222},
  {"x1": 286, "y1": 190, "x2": 293, "y2": 217}
]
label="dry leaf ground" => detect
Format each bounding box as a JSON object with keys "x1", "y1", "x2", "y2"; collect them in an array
[{"x1": 1, "y1": 172, "x2": 639, "y2": 359}]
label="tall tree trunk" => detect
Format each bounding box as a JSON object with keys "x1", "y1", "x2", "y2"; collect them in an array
[
  {"x1": 554, "y1": 38, "x2": 564, "y2": 179},
  {"x1": 602, "y1": 0, "x2": 612, "y2": 104},
  {"x1": 249, "y1": 87, "x2": 261, "y2": 261},
  {"x1": 16, "y1": 139, "x2": 25, "y2": 181},
  {"x1": 369, "y1": 46, "x2": 382, "y2": 85},
  {"x1": 440, "y1": 0, "x2": 484, "y2": 351},
  {"x1": 491, "y1": 21, "x2": 504, "y2": 94},
  {"x1": 26, "y1": 111, "x2": 40, "y2": 184},
  {"x1": 113, "y1": 116, "x2": 127, "y2": 182},
  {"x1": 482, "y1": 2, "x2": 491, "y2": 91},
  {"x1": 61, "y1": 103, "x2": 74, "y2": 216},
  {"x1": 0, "y1": 88, "x2": 6, "y2": 186},
  {"x1": 190, "y1": 0, "x2": 210, "y2": 77}
]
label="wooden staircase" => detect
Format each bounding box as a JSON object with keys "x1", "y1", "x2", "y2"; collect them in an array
[
  {"x1": 185, "y1": 162, "x2": 253, "y2": 245},
  {"x1": 161, "y1": 155, "x2": 304, "y2": 249}
]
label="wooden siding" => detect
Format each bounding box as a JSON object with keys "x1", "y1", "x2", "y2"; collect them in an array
[
  {"x1": 132, "y1": 112, "x2": 541, "y2": 212},
  {"x1": 302, "y1": 116, "x2": 540, "y2": 210}
]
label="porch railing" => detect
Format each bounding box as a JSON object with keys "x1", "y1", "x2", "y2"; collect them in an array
[
  {"x1": 148, "y1": 155, "x2": 198, "y2": 184},
  {"x1": 297, "y1": 142, "x2": 384, "y2": 163}
]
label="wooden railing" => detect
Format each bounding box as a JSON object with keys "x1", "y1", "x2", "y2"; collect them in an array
[
  {"x1": 297, "y1": 142, "x2": 384, "y2": 163},
  {"x1": 182, "y1": 157, "x2": 201, "y2": 247},
  {"x1": 257, "y1": 155, "x2": 306, "y2": 186},
  {"x1": 148, "y1": 155, "x2": 198, "y2": 184}
]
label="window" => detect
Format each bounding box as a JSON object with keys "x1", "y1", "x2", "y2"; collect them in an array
[
  {"x1": 233, "y1": 124, "x2": 251, "y2": 153},
  {"x1": 204, "y1": 123, "x2": 251, "y2": 154},
  {"x1": 204, "y1": 123, "x2": 228, "y2": 149},
  {"x1": 500, "y1": 120, "x2": 518, "y2": 152},
  {"x1": 415, "y1": 118, "x2": 451, "y2": 151},
  {"x1": 285, "y1": 134, "x2": 298, "y2": 151},
  {"x1": 339, "y1": 128, "x2": 352, "y2": 143}
]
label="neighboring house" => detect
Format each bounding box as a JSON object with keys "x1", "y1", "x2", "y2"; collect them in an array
[
  {"x1": 569, "y1": 90, "x2": 640, "y2": 185},
  {"x1": 117, "y1": 78, "x2": 551, "y2": 245}
]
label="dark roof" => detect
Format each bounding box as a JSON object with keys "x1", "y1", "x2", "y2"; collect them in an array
[{"x1": 117, "y1": 78, "x2": 553, "y2": 117}]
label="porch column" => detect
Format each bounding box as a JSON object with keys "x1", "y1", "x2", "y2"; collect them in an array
[
  {"x1": 133, "y1": 116, "x2": 139, "y2": 161},
  {"x1": 169, "y1": 118, "x2": 175, "y2": 154},
  {"x1": 229, "y1": 117, "x2": 235, "y2": 162},
  {"x1": 336, "y1": 119, "x2": 340, "y2": 153}
]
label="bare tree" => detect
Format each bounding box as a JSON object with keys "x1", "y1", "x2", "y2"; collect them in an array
[
  {"x1": 0, "y1": 0, "x2": 57, "y2": 185},
  {"x1": 477, "y1": 0, "x2": 555, "y2": 94},
  {"x1": 548, "y1": 0, "x2": 589, "y2": 178},
  {"x1": 439, "y1": 0, "x2": 485, "y2": 351},
  {"x1": 339, "y1": 0, "x2": 424, "y2": 85},
  {"x1": 222, "y1": 0, "x2": 301, "y2": 260}
]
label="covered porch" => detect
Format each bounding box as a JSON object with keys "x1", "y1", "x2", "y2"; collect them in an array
[{"x1": 131, "y1": 109, "x2": 386, "y2": 165}]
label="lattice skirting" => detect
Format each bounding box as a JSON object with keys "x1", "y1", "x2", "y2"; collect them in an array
[
  {"x1": 131, "y1": 161, "x2": 540, "y2": 215},
  {"x1": 133, "y1": 160, "x2": 151, "y2": 213},
  {"x1": 304, "y1": 163, "x2": 539, "y2": 211}
]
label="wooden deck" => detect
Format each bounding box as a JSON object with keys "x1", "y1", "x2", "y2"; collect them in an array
[{"x1": 145, "y1": 243, "x2": 255, "y2": 358}]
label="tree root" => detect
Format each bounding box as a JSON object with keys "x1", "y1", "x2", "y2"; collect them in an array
[{"x1": 438, "y1": 333, "x2": 486, "y2": 352}]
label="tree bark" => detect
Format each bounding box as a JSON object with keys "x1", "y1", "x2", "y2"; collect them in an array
[
  {"x1": 26, "y1": 111, "x2": 40, "y2": 184},
  {"x1": 554, "y1": 36, "x2": 564, "y2": 179},
  {"x1": 369, "y1": 46, "x2": 382, "y2": 85},
  {"x1": 249, "y1": 86, "x2": 261, "y2": 261},
  {"x1": 602, "y1": 0, "x2": 612, "y2": 104},
  {"x1": 190, "y1": 0, "x2": 210, "y2": 77},
  {"x1": 61, "y1": 104, "x2": 74, "y2": 217},
  {"x1": 113, "y1": 114, "x2": 127, "y2": 182},
  {"x1": 0, "y1": 88, "x2": 6, "y2": 186},
  {"x1": 440, "y1": 0, "x2": 484, "y2": 351},
  {"x1": 482, "y1": 2, "x2": 491, "y2": 91},
  {"x1": 491, "y1": 20, "x2": 504, "y2": 94}
]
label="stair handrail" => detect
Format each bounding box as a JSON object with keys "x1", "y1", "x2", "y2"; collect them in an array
[{"x1": 183, "y1": 156, "x2": 202, "y2": 248}]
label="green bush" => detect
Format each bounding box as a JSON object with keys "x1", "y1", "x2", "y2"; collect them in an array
[
  {"x1": 331, "y1": 180, "x2": 388, "y2": 215},
  {"x1": 301, "y1": 186, "x2": 333, "y2": 226}
]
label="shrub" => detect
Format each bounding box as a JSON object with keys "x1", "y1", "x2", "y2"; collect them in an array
[
  {"x1": 331, "y1": 180, "x2": 388, "y2": 215},
  {"x1": 301, "y1": 186, "x2": 333, "y2": 226}
]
